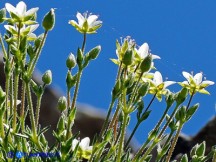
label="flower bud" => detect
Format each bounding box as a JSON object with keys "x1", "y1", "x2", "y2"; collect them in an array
[
  {"x1": 88, "y1": 45, "x2": 101, "y2": 60},
  {"x1": 140, "y1": 54, "x2": 152, "y2": 73},
  {"x1": 57, "y1": 96, "x2": 67, "y2": 112},
  {"x1": 35, "y1": 34, "x2": 44, "y2": 48},
  {"x1": 138, "y1": 82, "x2": 149, "y2": 96},
  {"x1": 42, "y1": 70, "x2": 52, "y2": 85},
  {"x1": 42, "y1": 8, "x2": 55, "y2": 31},
  {"x1": 122, "y1": 49, "x2": 133, "y2": 66},
  {"x1": 66, "y1": 53, "x2": 76, "y2": 69},
  {"x1": 57, "y1": 116, "x2": 65, "y2": 134},
  {"x1": 176, "y1": 88, "x2": 188, "y2": 105},
  {"x1": 0, "y1": 8, "x2": 6, "y2": 23},
  {"x1": 0, "y1": 86, "x2": 6, "y2": 103},
  {"x1": 66, "y1": 72, "x2": 77, "y2": 89},
  {"x1": 77, "y1": 48, "x2": 83, "y2": 69}
]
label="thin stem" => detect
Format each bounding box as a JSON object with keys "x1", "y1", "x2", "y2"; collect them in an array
[
  {"x1": 128, "y1": 71, "x2": 144, "y2": 107},
  {"x1": 125, "y1": 121, "x2": 140, "y2": 149},
  {"x1": 67, "y1": 88, "x2": 70, "y2": 115},
  {"x1": 26, "y1": 83, "x2": 37, "y2": 136},
  {"x1": 70, "y1": 33, "x2": 86, "y2": 110},
  {"x1": 0, "y1": 33, "x2": 7, "y2": 59},
  {"x1": 125, "y1": 94, "x2": 157, "y2": 148},
  {"x1": 12, "y1": 71, "x2": 19, "y2": 132},
  {"x1": 20, "y1": 82, "x2": 26, "y2": 132},
  {"x1": 28, "y1": 31, "x2": 48, "y2": 77},
  {"x1": 186, "y1": 90, "x2": 195, "y2": 110},
  {"x1": 99, "y1": 98, "x2": 115, "y2": 139},
  {"x1": 154, "y1": 105, "x2": 170, "y2": 132},
  {"x1": 81, "y1": 33, "x2": 87, "y2": 52},
  {"x1": 165, "y1": 123, "x2": 183, "y2": 162},
  {"x1": 140, "y1": 141, "x2": 157, "y2": 161},
  {"x1": 117, "y1": 113, "x2": 128, "y2": 162},
  {"x1": 35, "y1": 94, "x2": 43, "y2": 129},
  {"x1": 132, "y1": 139, "x2": 151, "y2": 161},
  {"x1": 158, "y1": 103, "x2": 180, "y2": 138},
  {"x1": 0, "y1": 115, "x2": 5, "y2": 138},
  {"x1": 144, "y1": 93, "x2": 157, "y2": 113},
  {"x1": 67, "y1": 33, "x2": 87, "y2": 139},
  {"x1": 5, "y1": 75, "x2": 9, "y2": 123},
  {"x1": 70, "y1": 70, "x2": 82, "y2": 110},
  {"x1": 9, "y1": 74, "x2": 13, "y2": 118}
]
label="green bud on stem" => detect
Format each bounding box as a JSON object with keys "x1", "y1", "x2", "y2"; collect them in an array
[
  {"x1": 88, "y1": 45, "x2": 101, "y2": 60},
  {"x1": 57, "y1": 96, "x2": 67, "y2": 112},
  {"x1": 42, "y1": 70, "x2": 52, "y2": 85},
  {"x1": 66, "y1": 53, "x2": 76, "y2": 69},
  {"x1": 140, "y1": 54, "x2": 152, "y2": 73},
  {"x1": 122, "y1": 49, "x2": 133, "y2": 66},
  {"x1": 42, "y1": 8, "x2": 55, "y2": 31}
]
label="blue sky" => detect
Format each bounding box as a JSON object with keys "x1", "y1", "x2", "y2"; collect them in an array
[{"x1": 1, "y1": 0, "x2": 216, "y2": 144}]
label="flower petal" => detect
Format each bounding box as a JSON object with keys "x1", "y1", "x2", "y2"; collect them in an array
[
  {"x1": 194, "y1": 73, "x2": 202, "y2": 85},
  {"x1": 87, "y1": 15, "x2": 98, "y2": 27},
  {"x1": 80, "y1": 137, "x2": 90, "y2": 150},
  {"x1": 182, "y1": 71, "x2": 192, "y2": 81},
  {"x1": 76, "y1": 12, "x2": 85, "y2": 26},
  {"x1": 25, "y1": 7, "x2": 39, "y2": 17},
  {"x1": 152, "y1": 54, "x2": 161, "y2": 59},
  {"x1": 16, "y1": 1, "x2": 27, "y2": 17},
  {"x1": 164, "y1": 81, "x2": 175, "y2": 88},
  {"x1": 5, "y1": 3, "x2": 16, "y2": 13},
  {"x1": 138, "y1": 43, "x2": 149, "y2": 59},
  {"x1": 202, "y1": 80, "x2": 215, "y2": 85},
  {"x1": 153, "y1": 71, "x2": 163, "y2": 86},
  {"x1": 72, "y1": 139, "x2": 79, "y2": 151}
]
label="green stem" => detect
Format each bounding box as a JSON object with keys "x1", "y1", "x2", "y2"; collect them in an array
[
  {"x1": 0, "y1": 33, "x2": 7, "y2": 59},
  {"x1": 28, "y1": 31, "x2": 48, "y2": 77},
  {"x1": 5, "y1": 75, "x2": 9, "y2": 123},
  {"x1": 12, "y1": 71, "x2": 19, "y2": 132},
  {"x1": 70, "y1": 70, "x2": 82, "y2": 111},
  {"x1": 154, "y1": 105, "x2": 170, "y2": 132},
  {"x1": 140, "y1": 141, "x2": 157, "y2": 161},
  {"x1": 117, "y1": 113, "x2": 128, "y2": 162},
  {"x1": 35, "y1": 94, "x2": 43, "y2": 129},
  {"x1": 81, "y1": 33, "x2": 86, "y2": 52},
  {"x1": 125, "y1": 94, "x2": 156, "y2": 148},
  {"x1": 20, "y1": 82, "x2": 26, "y2": 132},
  {"x1": 26, "y1": 83, "x2": 37, "y2": 136},
  {"x1": 158, "y1": 103, "x2": 180, "y2": 138},
  {"x1": 99, "y1": 98, "x2": 115, "y2": 139},
  {"x1": 165, "y1": 123, "x2": 183, "y2": 162},
  {"x1": 125, "y1": 121, "x2": 140, "y2": 149},
  {"x1": 9, "y1": 74, "x2": 13, "y2": 118},
  {"x1": 0, "y1": 115, "x2": 5, "y2": 138},
  {"x1": 132, "y1": 139, "x2": 151, "y2": 161},
  {"x1": 66, "y1": 33, "x2": 87, "y2": 139},
  {"x1": 108, "y1": 102, "x2": 120, "y2": 129},
  {"x1": 70, "y1": 33, "x2": 86, "y2": 110}
]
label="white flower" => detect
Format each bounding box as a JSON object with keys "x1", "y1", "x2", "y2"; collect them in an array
[
  {"x1": 147, "y1": 71, "x2": 175, "y2": 101},
  {"x1": 69, "y1": 12, "x2": 102, "y2": 34},
  {"x1": 179, "y1": 71, "x2": 214, "y2": 95},
  {"x1": 72, "y1": 137, "x2": 93, "y2": 159},
  {"x1": 4, "y1": 24, "x2": 38, "y2": 40},
  {"x1": 136, "y1": 43, "x2": 160, "y2": 60},
  {"x1": 5, "y1": 1, "x2": 38, "y2": 22}
]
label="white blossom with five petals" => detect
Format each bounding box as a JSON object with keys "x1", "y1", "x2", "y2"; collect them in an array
[
  {"x1": 69, "y1": 12, "x2": 102, "y2": 34},
  {"x1": 147, "y1": 71, "x2": 175, "y2": 101},
  {"x1": 5, "y1": 1, "x2": 38, "y2": 23},
  {"x1": 72, "y1": 137, "x2": 93, "y2": 159},
  {"x1": 179, "y1": 71, "x2": 214, "y2": 95}
]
